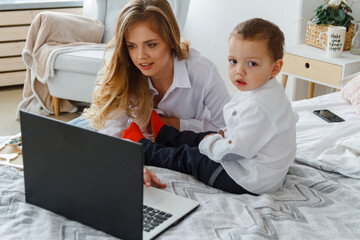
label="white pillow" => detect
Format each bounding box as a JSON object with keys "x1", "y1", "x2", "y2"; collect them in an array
[{"x1": 341, "y1": 74, "x2": 360, "y2": 118}]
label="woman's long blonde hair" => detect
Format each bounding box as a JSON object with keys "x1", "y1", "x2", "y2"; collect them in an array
[{"x1": 83, "y1": 0, "x2": 190, "y2": 129}]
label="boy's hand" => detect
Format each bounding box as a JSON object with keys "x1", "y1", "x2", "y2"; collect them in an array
[
  {"x1": 218, "y1": 129, "x2": 225, "y2": 138},
  {"x1": 203, "y1": 133, "x2": 216, "y2": 139},
  {"x1": 204, "y1": 130, "x2": 225, "y2": 139},
  {"x1": 143, "y1": 167, "x2": 166, "y2": 188}
]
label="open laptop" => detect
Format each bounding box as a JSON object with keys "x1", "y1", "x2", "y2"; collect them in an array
[{"x1": 20, "y1": 111, "x2": 199, "y2": 240}]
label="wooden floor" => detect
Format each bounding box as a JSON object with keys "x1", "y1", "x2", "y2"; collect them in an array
[{"x1": 0, "y1": 85, "x2": 80, "y2": 136}]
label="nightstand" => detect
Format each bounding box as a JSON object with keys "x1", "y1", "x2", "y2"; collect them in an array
[
  {"x1": 281, "y1": 44, "x2": 360, "y2": 98},
  {"x1": 0, "y1": 0, "x2": 83, "y2": 87}
]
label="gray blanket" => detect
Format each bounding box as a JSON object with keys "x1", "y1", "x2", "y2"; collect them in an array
[{"x1": 1, "y1": 159, "x2": 359, "y2": 240}]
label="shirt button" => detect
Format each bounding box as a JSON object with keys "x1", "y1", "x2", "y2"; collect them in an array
[
  {"x1": 228, "y1": 140, "x2": 232, "y2": 144},
  {"x1": 232, "y1": 111, "x2": 237, "y2": 116}
]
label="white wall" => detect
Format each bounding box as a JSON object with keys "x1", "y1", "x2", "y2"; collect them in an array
[
  {"x1": 182, "y1": 0, "x2": 303, "y2": 98},
  {"x1": 182, "y1": 0, "x2": 360, "y2": 100}
]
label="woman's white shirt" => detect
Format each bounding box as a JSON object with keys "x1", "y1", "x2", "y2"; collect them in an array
[
  {"x1": 100, "y1": 48, "x2": 231, "y2": 137},
  {"x1": 199, "y1": 79, "x2": 299, "y2": 194}
]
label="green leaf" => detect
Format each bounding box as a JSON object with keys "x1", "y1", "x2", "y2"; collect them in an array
[
  {"x1": 310, "y1": 16, "x2": 320, "y2": 25},
  {"x1": 319, "y1": 11, "x2": 328, "y2": 20},
  {"x1": 344, "y1": 5, "x2": 352, "y2": 13},
  {"x1": 316, "y1": 5, "x2": 323, "y2": 12},
  {"x1": 333, "y1": 8, "x2": 346, "y2": 21},
  {"x1": 334, "y1": 20, "x2": 343, "y2": 26}
]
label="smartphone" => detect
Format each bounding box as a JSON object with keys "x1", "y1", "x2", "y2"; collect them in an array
[{"x1": 313, "y1": 109, "x2": 344, "y2": 123}]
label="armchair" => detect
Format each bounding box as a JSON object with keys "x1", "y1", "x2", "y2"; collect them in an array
[{"x1": 47, "y1": 0, "x2": 190, "y2": 115}]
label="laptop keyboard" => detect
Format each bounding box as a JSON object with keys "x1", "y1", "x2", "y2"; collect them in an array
[{"x1": 143, "y1": 205, "x2": 173, "y2": 232}]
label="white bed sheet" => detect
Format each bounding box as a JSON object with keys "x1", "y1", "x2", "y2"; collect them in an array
[
  {"x1": 293, "y1": 92, "x2": 360, "y2": 178},
  {"x1": 0, "y1": 92, "x2": 360, "y2": 240}
]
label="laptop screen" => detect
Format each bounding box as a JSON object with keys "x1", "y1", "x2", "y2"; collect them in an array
[{"x1": 20, "y1": 111, "x2": 144, "y2": 239}]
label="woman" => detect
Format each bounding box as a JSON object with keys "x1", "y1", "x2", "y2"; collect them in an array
[{"x1": 83, "y1": 0, "x2": 230, "y2": 187}]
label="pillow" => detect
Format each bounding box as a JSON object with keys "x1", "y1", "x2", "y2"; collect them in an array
[{"x1": 341, "y1": 74, "x2": 360, "y2": 117}]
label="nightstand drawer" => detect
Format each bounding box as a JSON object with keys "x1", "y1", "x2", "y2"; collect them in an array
[{"x1": 282, "y1": 53, "x2": 343, "y2": 87}]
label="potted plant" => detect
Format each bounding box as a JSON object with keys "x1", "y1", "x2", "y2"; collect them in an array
[{"x1": 306, "y1": 0, "x2": 355, "y2": 50}]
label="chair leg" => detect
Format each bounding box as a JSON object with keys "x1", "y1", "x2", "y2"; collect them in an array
[{"x1": 52, "y1": 96, "x2": 60, "y2": 116}]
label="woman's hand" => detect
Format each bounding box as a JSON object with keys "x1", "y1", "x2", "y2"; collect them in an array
[
  {"x1": 143, "y1": 167, "x2": 166, "y2": 188},
  {"x1": 160, "y1": 117, "x2": 180, "y2": 130}
]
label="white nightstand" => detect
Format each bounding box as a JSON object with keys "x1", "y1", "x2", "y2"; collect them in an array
[{"x1": 281, "y1": 44, "x2": 360, "y2": 98}]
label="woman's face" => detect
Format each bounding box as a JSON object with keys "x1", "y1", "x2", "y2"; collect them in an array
[{"x1": 126, "y1": 20, "x2": 173, "y2": 80}]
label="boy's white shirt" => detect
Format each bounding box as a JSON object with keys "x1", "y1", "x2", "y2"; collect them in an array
[
  {"x1": 199, "y1": 78, "x2": 299, "y2": 194},
  {"x1": 99, "y1": 48, "x2": 231, "y2": 137}
]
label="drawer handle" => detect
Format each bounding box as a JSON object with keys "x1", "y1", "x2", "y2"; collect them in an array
[{"x1": 305, "y1": 62, "x2": 310, "y2": 68}]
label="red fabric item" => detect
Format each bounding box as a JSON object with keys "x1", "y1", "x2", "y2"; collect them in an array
[
  {"x1": 151, "y1": 110, "x2": 165, "y2": 140},
  {"x1": 121, "y1": 122, "x2": 144, "y2": 142}
]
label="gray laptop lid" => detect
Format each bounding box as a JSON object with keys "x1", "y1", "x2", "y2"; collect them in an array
[{"x1": 20, "y1": 111, "x2": 143, "y2": 239}]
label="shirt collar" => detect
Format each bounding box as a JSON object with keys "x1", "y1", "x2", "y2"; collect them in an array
[
  {"x1": 172, "y1": 55, "x2": 191, "y2": 89},
  {"x1": 147, "y1": 54, "x2": 191, "y2": 96},
  {"x1": 147, "y1": 78, "x2": 158, "y2": 95}
]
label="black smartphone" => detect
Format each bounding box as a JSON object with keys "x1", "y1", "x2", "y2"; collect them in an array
[{"x1": 313, "y1": 109, "x2": 344, "y2": 123}]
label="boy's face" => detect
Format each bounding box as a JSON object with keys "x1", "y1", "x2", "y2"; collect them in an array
[{"x1": 228, "y1": 35, "x2": 282, "y2": 91}]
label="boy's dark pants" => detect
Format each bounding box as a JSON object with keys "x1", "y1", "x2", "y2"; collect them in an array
[{"x1": 139, "y1": 125, "x2": 254, "y2": 195}]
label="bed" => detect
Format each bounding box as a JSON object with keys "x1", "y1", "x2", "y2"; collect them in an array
[{"x1": 1, "y1": 90, "x2": 360, "y2": 239}]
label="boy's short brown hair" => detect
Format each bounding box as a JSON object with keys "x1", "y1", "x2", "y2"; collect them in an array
[{"x1": 230, "y1": 18, "x2": 284, "y2": 61}]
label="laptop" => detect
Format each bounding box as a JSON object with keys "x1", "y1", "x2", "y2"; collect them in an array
[{"x1": 19, "y1": 111, "x2": 199, "y2": 240}]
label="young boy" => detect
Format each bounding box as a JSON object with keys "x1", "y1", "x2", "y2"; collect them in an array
[{"x1": 122, "y1": 18, "x2": 298, "y2": 195}]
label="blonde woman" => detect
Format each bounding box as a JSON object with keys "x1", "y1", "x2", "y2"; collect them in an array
[{"x1": 83, "y1": 0, "x2": 230, "y2": 187}]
